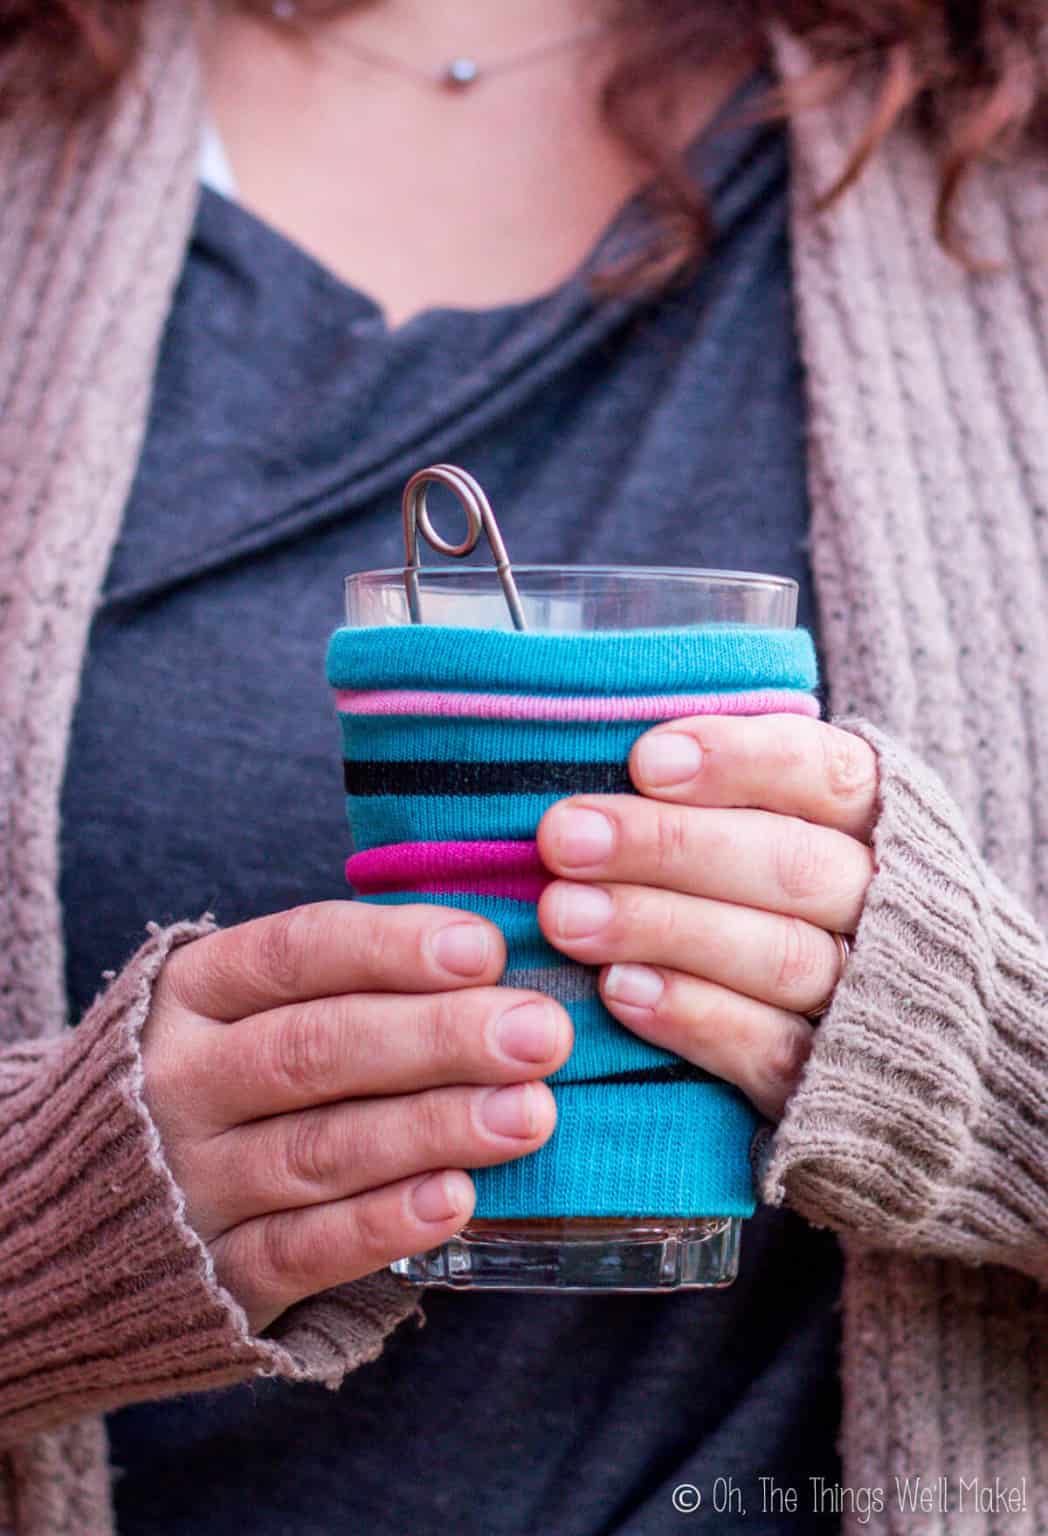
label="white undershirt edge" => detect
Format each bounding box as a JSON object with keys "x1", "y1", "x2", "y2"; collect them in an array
[{"x1": 199, "y1": 118, "x2": 239, "y2": 200}]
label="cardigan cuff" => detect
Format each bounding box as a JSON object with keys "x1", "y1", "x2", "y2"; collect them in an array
[
  {"x1": 0, "y1": 917, "x2": 419, "y2": 1446},
  {"x1": 758, "y1": 717, "x2": 1048, "y2": 1284}
]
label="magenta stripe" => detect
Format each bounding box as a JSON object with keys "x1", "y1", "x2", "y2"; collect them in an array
[
  {"x1": 346, "y1": 840, "x2": 551, "y2": 900},
  {"x1": 335, "y1": 687, "x2": 820, "y2": 722},
  {"x1": 359, "y1": 872, "x2": 551, "y2": 900}
]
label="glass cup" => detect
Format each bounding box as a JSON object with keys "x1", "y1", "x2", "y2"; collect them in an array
[{"x1": 337, "y1": 565, "x2": 800, "y2": 1292}]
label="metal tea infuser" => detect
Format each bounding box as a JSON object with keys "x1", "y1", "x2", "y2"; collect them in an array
[{"x1": 401, "y1": 464, "x2": 528, "y2": 630}]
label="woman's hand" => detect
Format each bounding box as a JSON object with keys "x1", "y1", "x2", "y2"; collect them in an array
[
  {"x1": 141, "y1": 901, "x2": 571, "y2": 1333},
  {"x1": 536, "y1": 714, "x2": 879, "y2": 1122}
]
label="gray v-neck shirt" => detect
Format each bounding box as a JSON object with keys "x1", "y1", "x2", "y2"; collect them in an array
[{"x1": 61, "y1": 81, "x2": 843, "y2": 1536}]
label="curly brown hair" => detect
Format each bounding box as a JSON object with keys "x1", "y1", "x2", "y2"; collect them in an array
[{"x1": 2, "y1": 1, "x2": 1046, "y2": 288}]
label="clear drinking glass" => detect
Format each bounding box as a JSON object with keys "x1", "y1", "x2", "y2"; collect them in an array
[
  {"x1": 342, "y1": 565, "x2": 798, "y2": 1292},
  {"x1": 344, "y1": 566, "x2": 796, "y2": 633}
]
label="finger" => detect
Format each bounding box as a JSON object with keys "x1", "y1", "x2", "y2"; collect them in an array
[
  {"x1": 210, "y1": 1168, "x2": 477, "y2": 1333},
  {"x1": 598, "y1": 963, "x2": 814, "y2": 1122},
  {"x1": 163, "y1": 899, "x2": 506, "y2": 1022},
  {"x1": 192, "y1": 988, "x2": 572, "y2": 1127},
  {"x1": 537, "y1": 797, "x2": 873, "y2": 932},
  {"x1": 629, "y1": 714, "x2": 879, "y2": 842},
  {"x1": 537, "y1": 879, "x2": 845, "y2": 1017},
  {"x1": 190, "y1": 1079, "x2": 558, "y2": 1237}
]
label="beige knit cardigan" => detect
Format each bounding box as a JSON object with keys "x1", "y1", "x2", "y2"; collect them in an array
[{"x1": 2, "y1": 4, "x2": 1048, "y2": 1532}]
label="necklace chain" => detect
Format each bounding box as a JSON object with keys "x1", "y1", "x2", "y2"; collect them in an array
[{"x1": 269, "y1": 2, "x2": 608, "y2": 91}]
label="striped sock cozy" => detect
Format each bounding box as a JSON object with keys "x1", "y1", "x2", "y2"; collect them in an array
[{"x1": 327, "y1": 624, "x2": 820, "y2": 1219}]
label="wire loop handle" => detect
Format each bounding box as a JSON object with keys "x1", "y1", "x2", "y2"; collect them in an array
[{"x1": 401, "y1": 464, "x2": 527, "y2": 630}]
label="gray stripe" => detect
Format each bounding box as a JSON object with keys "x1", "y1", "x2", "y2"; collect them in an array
[{"x1": 502, "y1": 963, "x2": 598, "y2": 1004}]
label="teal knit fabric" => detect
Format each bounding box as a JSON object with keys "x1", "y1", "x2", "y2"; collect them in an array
[
  {"x1": 327, "y1": 624, "x2": 819, "y2": 1218},
  {"x1": 327, "y1": 623, "x2": 816, "y2": 694}
]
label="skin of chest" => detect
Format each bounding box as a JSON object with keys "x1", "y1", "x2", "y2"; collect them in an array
[{"x1": 203, "y1": 4, "x2": 755, "y2": 328}]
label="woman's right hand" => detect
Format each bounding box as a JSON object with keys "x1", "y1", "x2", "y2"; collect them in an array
[{"x1": 140, "y1": 901, "x2": 571, "y2": 1333}]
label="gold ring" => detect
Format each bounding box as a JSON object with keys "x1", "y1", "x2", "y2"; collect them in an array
[{"x1": 806, "y1": 931, "x2": 853, "y2": 1021}]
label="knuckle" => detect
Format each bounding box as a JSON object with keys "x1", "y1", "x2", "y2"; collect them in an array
[
  {"x1": 339, "y1": 1101, "x2": 382, "y2": 1174},
  {"x1": 151, "y1": 945, "x2": 193, "y2": 1016},
  {"x1": 855, "y1": 844, "x2": 877, "y2": 904},
  {"x1": 645, "y1": 887, "x2": 684, "y2": 950},
  {"x1": 676, "y1": 985, "x2": 725, "y2": 1057},
  {"x1": 361, "y1": 905, "x2": 409, "y2": 978},
  {"x1": 255, "y1": 1210, "x2": 309, "y2": 1294},
  {"x1": 410, "y1": 1089, "x2": 458, "y2": 1156},
  {"x1": 206, "y1": 1228, "x2": 246, "y2": 1303},
  {"x1": 264, "y1": 1006, "x2": 337, "y2": 1099},
  {"x1": 162, "y1": 1137, "x2": 210, "y2": 1227},
  {"x1": 282, "y1": 1110, "x2": 337, "y2": 1193},
  {"x1": 653, "y1": 805, "x2": 692, "y2": 873},
  {"x1": 822, "y1": 728, "x2": 877, "y2": 808},
  {"x1": 764, "y1": 1016, "x2": 814, "y2": 1091},
  {"x1": 420, "y1": 991, "x2": 470, "y2": 1066},
  {"x1": 253, "y1": 907, "x2": 312, "y2": 995},
  {"x1": 609, "y1": 883, "x2": 635, "y2": 932},
  {"x1": 349, "y1": 1192, "x2": 396, "y2": 1264},
  {"x1": 762, "y1": 715, "x2": 809, "y2": 778},
  {"x1": 775, "y1": 917, "x2": 825, "y2": 1004},
  {"x1": 176, "y1": 931, "x2": 242, "y2": 1017},
  {"x1": 611, "y1": 885, "x2": 644, "y2": 943},
  {"x1": 773, "y1": 822, "x2": 828, "y2": 904},
  {"x1": 139, "y1": 1030, "x2": 190, "y2": 1133}
]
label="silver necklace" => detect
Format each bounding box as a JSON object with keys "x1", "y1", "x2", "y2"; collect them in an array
[{"x1": 269, "y1": 2, "x2": 607, "y2": 92}]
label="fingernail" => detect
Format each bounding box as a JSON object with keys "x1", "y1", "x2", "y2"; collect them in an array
[
  {"x1": 412, "y1": 1171, "x2": 470, "y2": 1223},
  {"x1": 495, "y1": 1001, "x2": 560, "y2": 1063},
  {"x1": 604, "y1": 963, "x2": 665, "y2": 1009},
  {"x1": 432, "y1": 922, "x2": 490, "y2": 976},
  {"x1": 552, "y1": 807, "x2": 614, "y2": 867},
  {"x1": 549, "y1": 882, "x2": 613, "y2": 938},
  {"x1": 635, "y1": 732, "x2": 702, "y2": 787},
  {"x1": 481, "y1": 1083, "x2": 538, "y2": 1139}
]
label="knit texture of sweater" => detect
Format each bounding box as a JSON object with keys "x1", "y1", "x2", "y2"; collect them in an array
[{"x1": 2, "y1": 5, "x2": 1048, "y2": 1532}]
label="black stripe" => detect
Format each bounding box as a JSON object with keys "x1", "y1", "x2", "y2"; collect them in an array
[
  {"x1": 343, "y1": 759, "x2": 635, "y2": 796},
  {"x1": 566, "y1": 1063, "x2": 718, "y2": 1088}
]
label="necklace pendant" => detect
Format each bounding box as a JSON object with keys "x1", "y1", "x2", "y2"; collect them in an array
[{"x1": 443, "y1": 57, "x2": 480, "y2": 89}]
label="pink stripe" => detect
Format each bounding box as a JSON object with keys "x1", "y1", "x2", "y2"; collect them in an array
[
  {"x1": 335, "y1": 687, "x2": 820, "y2": 722},
  {"x1": 346, "y1": 840, "x2": 551, "y2": 900}
]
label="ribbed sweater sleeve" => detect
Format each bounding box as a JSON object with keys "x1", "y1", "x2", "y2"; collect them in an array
[
  {"x1": 759, "y1": 717, "x2": 1048, "y2": 1284},
  {"x1": 0, "y1": 918, "x2": 419, "y2": 1446}
]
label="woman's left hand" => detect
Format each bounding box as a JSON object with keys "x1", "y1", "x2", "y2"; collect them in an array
[{"x1": 535, "y1": 714, "x2": 880, "y2": 1123}]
